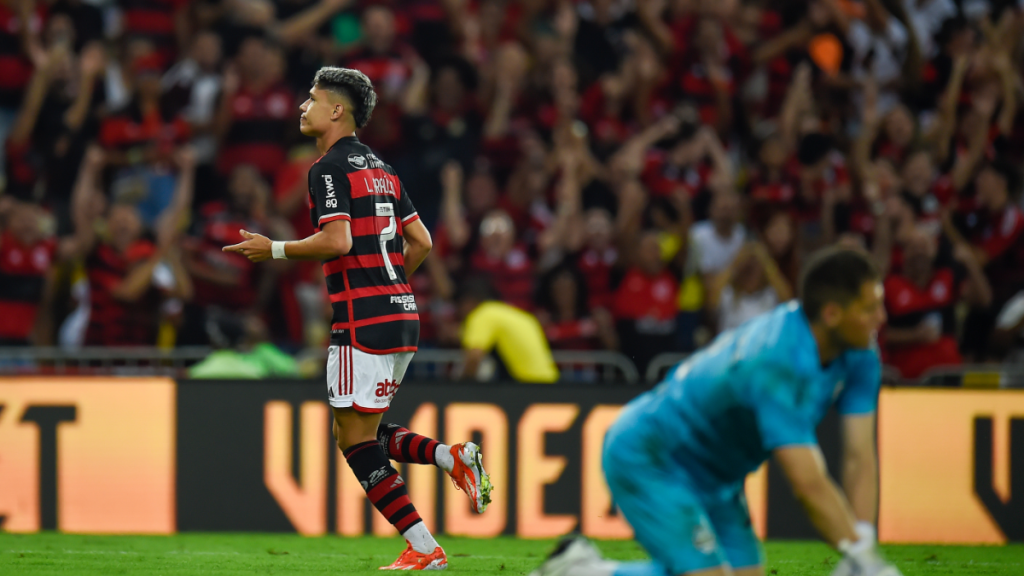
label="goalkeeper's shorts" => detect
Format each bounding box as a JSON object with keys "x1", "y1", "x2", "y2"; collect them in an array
[{"x1": 603, "y1": 419, "x2": 763, "y2": 574}]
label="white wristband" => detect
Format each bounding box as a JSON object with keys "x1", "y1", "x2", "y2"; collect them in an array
[{"x1": 271, "y1": 241, "x2": 288, "y2": 260}]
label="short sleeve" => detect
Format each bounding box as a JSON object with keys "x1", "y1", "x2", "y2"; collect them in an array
[
  {"x1": 835, "y1": 348, "x2": 882, "y2": 415},
  {"x1": 398, "y1": 179, "x2": 419, "y2": 226},
  {"x1": 308, "y1": 161, "x2": 352, "y2": 227},
  {"x1": 462, "y1": 305, "x2": 498, "y2": 351},
  {"x1": 749, "y1": 364, "x2": 818, "y2": 451}
]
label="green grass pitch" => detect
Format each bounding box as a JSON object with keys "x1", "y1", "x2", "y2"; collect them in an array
[{"x1": 1, "y1": 533, "x2": 1022, "y2": 575}]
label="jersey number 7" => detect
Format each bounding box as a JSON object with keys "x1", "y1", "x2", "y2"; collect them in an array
[{"x1": 376, "y1": 203, "x2": 398, "y2": 282}]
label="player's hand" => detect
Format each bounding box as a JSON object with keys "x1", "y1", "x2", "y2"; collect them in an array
[
  {"x1": 832, "y1": 557, "x2": 903, "y2": 576},
  {"x1": 222, "y1": 229, "x2": 273, "y2": 262},
  {"x1": 834, "y1": 522, "x2": 904, "y2": 576},
  {"x1": 831, "y1": 557, "x2": 904, "y2": 576}
]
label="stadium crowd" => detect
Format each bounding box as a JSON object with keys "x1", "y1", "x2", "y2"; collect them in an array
[{"x1": 1, "y1": 0, "x2": 1024, "y2": 380}]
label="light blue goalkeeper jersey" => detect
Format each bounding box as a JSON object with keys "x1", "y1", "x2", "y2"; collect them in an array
[{"x1": 616, "y1": 301, "x2": 880, "y2": 491}]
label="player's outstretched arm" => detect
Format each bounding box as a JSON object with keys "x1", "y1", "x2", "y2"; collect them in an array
[
  {"x1": 841, "y1": 413, "x2": 879, "y2": 525},
  {"x1": 223, "y1": 220, "x2": 353, "y2": 262},
  {"x1": 774, "y1": 445, "x2": 859, "y2": 547},
  {"x1": 403, "y1": 218, "x2": 432, "y2": 275},
  {"x1": 775, "y1": 445, "x2": 902, "y2": 576}
]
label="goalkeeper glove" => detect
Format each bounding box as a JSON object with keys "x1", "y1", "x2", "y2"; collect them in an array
[{"x1": 831, "y1": 522, "x2": 903, "y2": 576}]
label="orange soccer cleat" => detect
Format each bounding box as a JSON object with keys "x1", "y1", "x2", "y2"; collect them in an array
[
  {"x1": 447, "y1": 442, "x2": 492, "y2": 514},
  {"x1": 379, "y1": 543, "x2": 447, "y2": 571}
]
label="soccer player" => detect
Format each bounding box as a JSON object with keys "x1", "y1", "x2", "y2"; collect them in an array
[
  {"x1": 532, "y1": 247, "x2": 901, "y2": 576},
  {"x1": 224, "y1": 67, "x2": 491, "y2": 570}
]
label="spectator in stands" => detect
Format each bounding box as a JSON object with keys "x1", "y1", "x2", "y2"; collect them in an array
[
  {"x1": 6, "y1": 30, "x2": 106, "y2": 231},
  {"x1": 161, "y1": 30, "x2": 224, "y2": 187},
  {"x1": 690, "y1": 189, "x2": 746, "y2": 285},
  {"x1": 747, "y1": 131, "x2": 800, "y2": 226},
  {"x1": 796, "y1": 131, "x2": 851, "y2": 245},
  {"x1": 99, "y1": 50, "x2": 191, "y2": 227},
  {"x1": 399, "y1": 55, "x2": 481, "y2": 227},
  {"x1": 49, "y1": 0, "x2": 104, "y2": 53},
  {"x1": 181, "y1": 163, "x2": 291, "y2": 345},
  {"x1": 340, "y1": 4, "x2": 415, "y2": 157},
  {"x1": 707, "y1": 240, "x2": 794, "y2": 334},
  {"x1": 0, "y1": 196, "x2": 56, "y2": 345},
  {"x1": 436, "y1": 158, "x2": 499, "y2": 270},
  {"x1": 469, "y1": 210, "x2": 534, "y2": 311},
  {"x1": 456, "y1": 276, "x2": 559, "y2": 383},
  {"x1": 956, "y1": 159, "x2": 1024, "y2": 361},
  {"x1": 118, "y1": 0, "x2": 189, "y2": 69},
  {"x1": 215, "y1": 36, "x2": 294, "y2": 180},
  {"x1": 759, "y1": 209, "x2": 801, "y2": 288},
  {"x1": 536, "y1": 264, "x2": 616, "y2": 351},
  {"x1": 621, "y1": 114, "x2": 732, "y2": 201},
  {"x1": 0, "y1": 0, "x2": 45, "y2": 186},
  {"x1": 71, "y1": 145, "x2": 194, "y2": 347},
  {"x1": 573, "y1": 207, "x2": 618, "y2": 311},
  {"x1": 613, "y1": 229, "x2": 679, "y2": 374},
  {"x1": 882, "y1": 230, "x2": 991, "y2": 378}
]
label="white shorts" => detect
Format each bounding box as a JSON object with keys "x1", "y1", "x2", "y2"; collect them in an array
[{"x1": 325, "y1": 345, "x2": 414, "y2": 412}]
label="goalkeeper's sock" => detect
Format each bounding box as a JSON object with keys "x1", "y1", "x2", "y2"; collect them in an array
[
  {"x1": 377, "y1": 422, "x2": 455, "y2": 472},
  {"x1": 343, "y1": 440, "x2": 438, "y2": 554}
]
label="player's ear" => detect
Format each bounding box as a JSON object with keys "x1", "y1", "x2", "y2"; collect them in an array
[
  {"x1": 332, "y1": 102, "x2": 345, "y2": 121},
  {"x1": 820, "y1": 301, "x2": 843, "y2": 329}
]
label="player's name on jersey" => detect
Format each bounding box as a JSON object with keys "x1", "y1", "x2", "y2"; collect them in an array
[{"x1": 363, "y1": 175, "x2": 397, "y2": 197}]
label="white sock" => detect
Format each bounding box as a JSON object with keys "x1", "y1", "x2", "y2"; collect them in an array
[
  {"x1": 403, "y1": 522, "x2": 440, "y2": 554},
  {"x1": 435, "y1": 444, "x2": 455, "y2": 473}
]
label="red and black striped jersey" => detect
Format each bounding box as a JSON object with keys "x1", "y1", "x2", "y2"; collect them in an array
[
  {"x1": 308, "y1": 136, "x2": 420, "y2": 354},
  {"x1": 85, "y1": 241, "x2": 161, "y2": 346},
  {"x1": 0, "y1": 232, "x2": 55, "y2": 343}
]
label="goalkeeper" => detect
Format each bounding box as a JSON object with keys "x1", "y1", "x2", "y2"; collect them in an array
[{"x1": 533, "y1": 247, "x2": 900, "y2": 576}]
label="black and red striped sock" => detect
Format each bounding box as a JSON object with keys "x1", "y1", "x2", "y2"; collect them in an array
[
  {"x1": 377, "y1": 422, "x2": 446, "y2": 468},
  {"x1": 343, "y1": 441, "x2": 424, "y2": 535}
]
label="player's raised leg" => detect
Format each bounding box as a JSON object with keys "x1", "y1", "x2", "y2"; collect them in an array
[
  {"x1": 333, "y1": 408, "x2": 447, "y2": 571},
  {"x1": 377, "y1": 423, "x2": 493, "y2": 513}
]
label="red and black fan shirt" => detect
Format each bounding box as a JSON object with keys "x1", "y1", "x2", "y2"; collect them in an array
[
  {"x1": 84, "y1": 240, "x2": 162, "y2": 346},
  {"x1": 218, "y1": 82, "x2": 294, "y2": 179},
  {"x1": 309, "y1": 136, "x2": 420, "y2": 353},
  {"x1": 0, "y1": 232, "x2": 55, "y2": 343},
  {"x1": 973, "y1": 205, "x2": 1024, "y2": 304},
  {"x1": 118, "y1": 0, "x2": 188, "y2": 67},
  {"x1": 882, "y1": 266, "x2": 965, "y2": 378},
  {"x1": 185, "y1": 204, "x2": 265, "y2": 310}
]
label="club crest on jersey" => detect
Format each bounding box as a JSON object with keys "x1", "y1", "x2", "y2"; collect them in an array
[
  {"x1": 348, "y1": 154, "x2": 367, "y2": 169},
  {"x1": 322, "y1": 174, "x2": 337, "y2": 208}
]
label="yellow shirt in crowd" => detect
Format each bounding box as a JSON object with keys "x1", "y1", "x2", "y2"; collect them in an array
[{"x1": 462, "y1": 301, "x2": 560, "y2": 383}]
